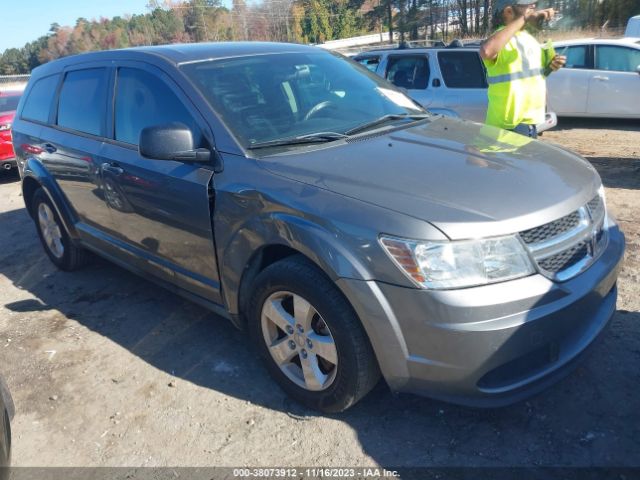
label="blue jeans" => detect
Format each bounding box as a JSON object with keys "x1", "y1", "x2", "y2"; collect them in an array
[{"x1": 511, "y1": 123, "x2": 538, "y2": 138}]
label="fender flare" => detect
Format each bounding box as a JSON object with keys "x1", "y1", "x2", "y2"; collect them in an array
[
  {"x1": 221, "y1": 212, "x2": 372, "y2": 316},
  {"x1": 22, "y1": 157, "x2": 80, "y2": 241}
]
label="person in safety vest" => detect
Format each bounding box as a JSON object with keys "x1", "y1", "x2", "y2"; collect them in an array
[{"x1": 479, "y1": 0, "x2": 566, "y2": 138}]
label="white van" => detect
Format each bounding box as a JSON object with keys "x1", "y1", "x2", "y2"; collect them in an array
[{"x1": 625, "y1": 15, "x2": 640, "y2": 37}]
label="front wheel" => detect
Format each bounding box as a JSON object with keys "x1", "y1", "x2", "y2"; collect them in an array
[{"x1": 248, "y1": 256, "x2": 380, "y2": 413}]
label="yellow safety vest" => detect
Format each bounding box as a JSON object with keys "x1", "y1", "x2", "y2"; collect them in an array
[{"x1": 483, "y1": 29, "x2": 547, "y2": 130}]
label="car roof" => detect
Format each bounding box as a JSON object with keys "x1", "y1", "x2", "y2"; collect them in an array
[
  {"x1": 353, "y1": 46, "x2": 479, "y2": 57},
  {"x1": 553, "y1": 37, "x2": 640, "y2": 47},
  {"x1": 30, "y1": 42, "x2": 322, "y2": 77}
]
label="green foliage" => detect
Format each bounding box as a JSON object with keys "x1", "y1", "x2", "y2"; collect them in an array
[{"x1": 297, "y1": 0, "x2": 367, "y2": 43}]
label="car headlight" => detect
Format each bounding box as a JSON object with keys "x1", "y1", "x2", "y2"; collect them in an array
[
  {"x1": 0, "y1": 123, "x2": 11, "y2": 132},
  {"x1": 380, "y1": 234, "x2": 535, "y2": 289}
]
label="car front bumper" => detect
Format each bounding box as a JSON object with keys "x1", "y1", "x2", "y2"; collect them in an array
[{"x1": 338, "y1": 219, "x2": 625, "y2": 407}]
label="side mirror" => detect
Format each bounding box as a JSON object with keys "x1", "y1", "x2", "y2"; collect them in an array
[
  {"x1": 139, "y1": 123, "x2": 211, "y2": 163},
  {"x1": 636, "y1": 65, "x2": 640, "y2": 75}
]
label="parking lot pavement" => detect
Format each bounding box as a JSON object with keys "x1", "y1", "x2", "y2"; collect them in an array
[{"x1": 0, "y1": 119, "x2": 639, "y2": 468}]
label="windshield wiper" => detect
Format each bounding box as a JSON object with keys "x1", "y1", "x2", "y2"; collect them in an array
[
  {"x1": 247, "y1": 132, "x2": 349, "y2": 150},
  {"x1": 345, "y1": 113, "x2": 430, "y2": 136}
]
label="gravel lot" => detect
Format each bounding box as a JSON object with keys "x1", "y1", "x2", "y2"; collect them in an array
[{"x1": 0, "y1": 118, "x2": 639, "y2": 469}]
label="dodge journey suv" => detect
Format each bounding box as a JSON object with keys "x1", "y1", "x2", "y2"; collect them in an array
[{"x1": 12, "y1": 42, "x2": 624, "y2": 412}]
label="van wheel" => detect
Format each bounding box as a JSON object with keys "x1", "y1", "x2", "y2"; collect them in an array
[
  {"x1": 248, "y1": 255, "x2": 380, "y2": 413},
  {"x1": 32, "y1": 188, "x2": 89, "y2": 271}
]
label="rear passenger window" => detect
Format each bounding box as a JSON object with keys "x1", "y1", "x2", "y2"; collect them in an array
[
  {"x1": 57, "y1": 68, "x2": 108, "y2": 136},
  {"x1": 115, "y1": 68, "x2": 203, "y2": 147},
  {"x1": 564, "y1": 46, "x2": 588, "y2": 69},
  {"x1": 385, "y1": 56, "x2": 429, "y2": 90},
  {"x1": 437, "y1": 51, "x2": 487, "y2": 88},
  {"x1": 21, "y1": 75, "x2": 60, "y2": 123}
]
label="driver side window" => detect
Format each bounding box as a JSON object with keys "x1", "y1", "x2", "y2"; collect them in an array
[{"x1": 114, "y1": 67, "x2": 204, "y2": 147}]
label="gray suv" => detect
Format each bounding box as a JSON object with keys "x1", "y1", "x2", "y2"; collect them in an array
[{"x1": 12, "y1": 42, "x2": 624, "y2": 412}]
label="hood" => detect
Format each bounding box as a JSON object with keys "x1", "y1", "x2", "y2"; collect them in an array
[{"x1": 258, "y1": 117, "x2": 601, "y2": 240}]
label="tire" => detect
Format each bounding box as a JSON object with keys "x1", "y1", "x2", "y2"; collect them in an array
[
  {"x1": 31, "y1": 188, "x2": 90, "y2": 271},
  {"x1": 248, "y1": 255, "x2": 380, "y2": 413}
]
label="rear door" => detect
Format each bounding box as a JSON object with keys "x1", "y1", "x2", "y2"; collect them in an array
[
  {"x1": 101, "y1": 62, "x2": 222, "y2": 304},
  {"x1": 435, "y1": 50, "x2": 488, "y2": 122},
  {"x1": 37, "y1": 65, "x2": 114, "y2": 233},
  {"x1": 587, "y1": 45, "x2": 640, "y2": 117},
  {"x1": 546, "y1": 44, "x2": 591, "y2": 115}
]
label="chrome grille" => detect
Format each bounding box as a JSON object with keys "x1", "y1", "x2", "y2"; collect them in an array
[
  {"x1": 588, "y1": 195, "x2": 605, "y2": 223},
  {"x1": 520, "y1": 211, "x2": 581, "y2": 245},
  {"x1": 538, "y1": 241, "x2": 589, "y2": 273},
  {"x1": 519, "y1": 192, "x2": 607, "y2": 282}
]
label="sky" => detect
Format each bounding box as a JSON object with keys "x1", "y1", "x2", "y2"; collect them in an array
[{"x1": 2, "y1": 0, "x2": 177, "y2": 53}]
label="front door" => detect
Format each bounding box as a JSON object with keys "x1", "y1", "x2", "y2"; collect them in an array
[
  {"x1": 101, "y1": 63, "x2": 222, "y2": 304},
  {"x1": 587, "y1": 45, "x2": 640, "y2": 117}
]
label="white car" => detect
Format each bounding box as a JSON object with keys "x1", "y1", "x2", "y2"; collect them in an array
[
  {"x1": 353, "y1": 45, "x2": 558, "y2": 132},
  {"x1": 547, "y1": 38, "x2": 640, "y2": 118}
]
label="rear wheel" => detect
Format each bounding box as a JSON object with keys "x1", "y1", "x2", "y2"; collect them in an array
[
  {"x1": 32, "y1": 188, "x2": 89, "y2": 271},
  {"x1": 248, "y1": 255, "x2": 380, "y2": 413}
]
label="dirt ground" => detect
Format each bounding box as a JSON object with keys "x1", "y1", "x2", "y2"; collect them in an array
[{"x1": 0, "y1": 117, "x2": 639, "y2": 470}]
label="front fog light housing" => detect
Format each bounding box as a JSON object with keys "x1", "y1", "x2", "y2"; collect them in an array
[{"x1": 380, "y1": 234, "x2": 535, "y2": 289}]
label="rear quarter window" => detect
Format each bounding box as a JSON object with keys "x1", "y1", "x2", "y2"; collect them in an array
[
  {"x1": 437, "y1": 51, "x2": 487, "y2": 88},
  {"x1": 21, "y1": 74, "x2": 60, "y2": 123},
  {"x1": 354, "y1": 56, "x2": 381, "y2": 72}
]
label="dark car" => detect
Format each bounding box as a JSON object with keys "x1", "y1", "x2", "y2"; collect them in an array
[
  {"x1": 0, "y1": 90, "x2": 23, "y2": 172},
  {"x1": 11, "y1": 42, "x2": 624, "y2": 412}
]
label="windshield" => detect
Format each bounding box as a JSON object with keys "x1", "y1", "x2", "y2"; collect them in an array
[
  {"x1": 181, "y1": 50, "x2": 426, "y2": 148},
  {"x1": 0, "y1": 94, "x2": 21, "y2": 113}
]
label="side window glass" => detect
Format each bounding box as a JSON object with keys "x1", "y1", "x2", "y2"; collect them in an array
[
  {"x1": 355, "y1": 56, "x2": 381, "y2": 72},
  {"x1": 21, "y1": 75, "x2": 60, "y2": 123},
  {"x1": 115, "y1": 67, "x2": 204, "y2": 147},
  {"x1": 564, "y1": 46, "x2": 588, "y2": 69},
  {"x1": 437, "y1": 51, "x2": 487, "y2": 88},
  {"x1": 57, "y1": 69, "x2": 108, "y2": 136},
  {"x1": 595, "y1": 46, "x2": 640, "y2": 72},
  {"x1": 385, "y1": 56, "x2": 429, "y2": 90}
]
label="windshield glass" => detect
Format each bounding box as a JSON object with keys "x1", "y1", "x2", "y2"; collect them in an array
[{"x1": 181, "y1": 50, "x2": 426, "y2": 148}]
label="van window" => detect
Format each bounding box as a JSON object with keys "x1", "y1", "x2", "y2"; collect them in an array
[
  {"x1": 354, "y1": 56, "x2": 381, "y2": 72},
  {"x1": 114, "y1": 68, "x2": 203, "y2": 147},
  {"x1": 57, "y1": 69, "x2": 109, "y2": 136},
  {"x1": 21, "y1": 75, "x2": 60, "y2": 123},
  {"x1": 385, "y1": 55, "x2": 429, "y2": 89},
  {"x1": 437, "y1": 51, "x2": 487, "y2": 88}
]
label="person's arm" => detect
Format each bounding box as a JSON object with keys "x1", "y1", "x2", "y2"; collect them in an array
[
  {"x1": 480, "y1": 8, "x2": 556, "y2": 63},
  {"x1": 479, "y1": 16, "x2": 526, "y2": 63}
]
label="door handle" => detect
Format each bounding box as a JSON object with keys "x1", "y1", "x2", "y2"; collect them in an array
[
  {"x1": 593, "y1": 75, "x2": 609, "y2": 81},
  {"x1": 44, "y1": 143, "x2": 57, "y2": 154},
  {"x1": 101, "y1": 162, "x2": 124, "y2": 175}
]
